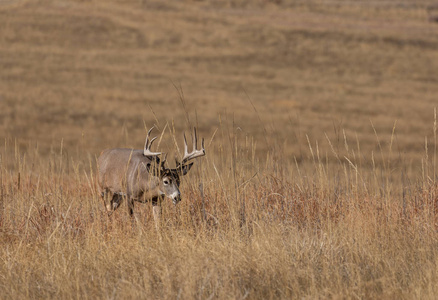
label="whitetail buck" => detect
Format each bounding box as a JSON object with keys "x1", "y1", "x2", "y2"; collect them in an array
[{"x1": 97, "y1": 127, "x2": 205, "y2": 227}]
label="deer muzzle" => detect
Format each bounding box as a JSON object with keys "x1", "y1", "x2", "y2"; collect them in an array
[{"x1": 169, "y1": 191, "x2": 181, "y2": 205}]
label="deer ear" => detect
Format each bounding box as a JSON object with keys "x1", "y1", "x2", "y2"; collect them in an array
[{"x1": 178, "y1": 162, "x2": 194, "y2": 176}]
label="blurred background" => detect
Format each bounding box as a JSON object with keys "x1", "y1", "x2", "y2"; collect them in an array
[{"x1": 1, "y1": 0, "x2": 438, "y2": 171}]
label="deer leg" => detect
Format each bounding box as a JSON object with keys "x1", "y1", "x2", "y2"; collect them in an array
[
  {"x1": 127, "y1": 198, "x2": 135, "y2": 217},
  {"x1": 101, "y1": 189, "x2": 114, "y2": 215},
  {"x1": 107, "y1": 193, "x2": 123, "y2": 215},
  {"x1": 152, "y1": 204, "x2": 162, "y2": 230},
  {"x1": 99, "y1": 186, "x2": 105, "y2": 199},
  {"x1": 101, "y1": 189, "x2": 108, "y2": 211}
]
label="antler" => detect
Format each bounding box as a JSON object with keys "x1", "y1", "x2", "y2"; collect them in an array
[
  {"x1": 143, "y1": 127, "x2": 162, "y2": 158},
  {"x1": 179, "y1": 128, "x2": 205, "y2": 166}
]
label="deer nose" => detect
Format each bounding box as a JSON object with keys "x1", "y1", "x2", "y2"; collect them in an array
[{"x1": 170, "y1": 192, "x2": 181, "y2": 205}]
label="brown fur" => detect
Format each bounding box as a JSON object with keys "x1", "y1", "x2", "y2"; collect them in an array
[{"x1": 97, "y1": 148, "x2": 179, "y2": 220}]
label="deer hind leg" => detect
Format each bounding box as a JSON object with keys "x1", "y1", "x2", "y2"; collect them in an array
[
  {"x1": 106, "y1": 193, "x2": 123, "y2": 215},
  {"x1": 100, "y1": 188, "x2": 112, "y2": 214}
]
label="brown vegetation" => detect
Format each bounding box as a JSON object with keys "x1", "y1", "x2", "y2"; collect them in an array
[{"x1": 1, "y1": 0, "x2": 438, "y2": 298}]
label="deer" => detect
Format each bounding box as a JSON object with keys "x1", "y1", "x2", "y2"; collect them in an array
[{"x1": 97, "y1": 127, "x2": 205, "y2": 227}]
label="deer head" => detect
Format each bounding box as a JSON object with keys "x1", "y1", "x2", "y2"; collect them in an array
[{"x1": 143, "y1": 127, "x2": 205, "y2": 204}]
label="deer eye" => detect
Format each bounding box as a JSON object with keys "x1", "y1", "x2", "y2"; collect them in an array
[{"x1": 163, "y1": 179, "x2": 171, "y2": 185}]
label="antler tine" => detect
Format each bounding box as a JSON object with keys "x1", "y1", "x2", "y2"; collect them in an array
[
  {"x1": 179, "y1": 127, "x2": 206, "y2": 165},
  {"x1": 144, "y1": 126, "x2": 162, "y2": 157},
  {"x1": 149, "y1": 136, "x2": 157, "y2": 147},
  {"x1": 183, "y1": 132, "x2": 189, "y2": 158},
  {"x1": 145, "y1": 127, "x2": 154, "y2": 147}
]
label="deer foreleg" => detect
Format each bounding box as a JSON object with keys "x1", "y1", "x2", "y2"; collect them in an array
[
  {"x1": 152, "y1": 205, "x2": 162, "y2": 230},
  {"x1": 127, "y1": 198, "x2": 135, "y2": 217}
]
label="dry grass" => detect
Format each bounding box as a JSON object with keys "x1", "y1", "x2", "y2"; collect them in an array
[
  {"x1": 1, "y1": 124, "x2": 438, "y2": 299},
  {"x1": 1, "y1": 0, "x2": 438, "y2": 298}
]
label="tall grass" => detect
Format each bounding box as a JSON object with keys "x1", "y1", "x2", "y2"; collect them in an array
[
  {"x1": 1, "y1": 1, "x2": 438, "y2": 298},
  {"x1": 1, "y1": 116, "x2": 438, "y2": 299}
]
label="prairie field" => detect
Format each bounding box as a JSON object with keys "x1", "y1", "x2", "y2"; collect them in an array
[{"x1": 1, "y1": 0, "x2": 438, "y2": 299}]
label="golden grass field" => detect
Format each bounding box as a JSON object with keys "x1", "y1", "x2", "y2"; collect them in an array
[{"x1": 1, "y1": 0, "x2": 438, "y2": 298}]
